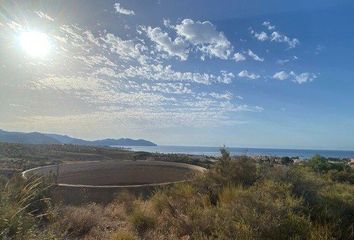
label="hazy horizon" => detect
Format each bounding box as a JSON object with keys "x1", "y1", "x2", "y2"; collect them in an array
[
  {"x1": 1, "y1": 0, "x2": 354, "y2": 150},
  {"x1": 2, "y1": 128, "x2": 354, "y2": 152}
]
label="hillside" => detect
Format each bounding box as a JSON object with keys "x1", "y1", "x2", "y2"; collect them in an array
[
  {"x1": 0, "y1": 149, "x2": 353, "y2": 239},
  {"x1": 0, "y1": 129, "x2": 60, "y2": 144},
  {"x1": 0, "y1": 129, "x2": 157, "y2": 146}
]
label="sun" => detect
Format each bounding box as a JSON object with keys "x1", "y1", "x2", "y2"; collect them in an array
[{"x1": 19, "y1": 31, "x2": 50, "y2": 57}]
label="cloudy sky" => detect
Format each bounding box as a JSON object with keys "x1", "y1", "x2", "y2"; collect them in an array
[{"x1": 1, "y1": 0, "x2": 354, "y2": 149}]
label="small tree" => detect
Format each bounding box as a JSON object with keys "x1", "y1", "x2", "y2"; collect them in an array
[
  {"x1": 281, "y1": 156, "x2": 293, "y2": 165},
  {"x1": 308, "y1": 155, "x2": 331, "y2": 173},
  {"x1": 213, "y1": 148, "x2": 257, "y2": 186}
]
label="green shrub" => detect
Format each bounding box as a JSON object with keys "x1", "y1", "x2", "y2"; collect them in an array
[
  {"x1": 212, "y1": 149, "x2": 257, "y2": 187},
  {"x1": 194, "y1": 149, "x2": 258, "y2": 206},
  {"x1": 308, "y1": 155, "x2": 331, "y2": 173},
  {"x1": 281, "y1": 156, "x2": 293, "y2": 165},
  {"x1": 217, "y1": 180, "x2": 310, "y2": 240},
  {"x1": 329, "y1": 168, "x2": 354, "y2": 184},
  {"x1": 286, "y1": 166, "x2": 354, "y2": 239}
]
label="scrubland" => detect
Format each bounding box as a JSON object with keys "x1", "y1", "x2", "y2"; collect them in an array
[{"x1": 0, "y1": 147, "x2": 353, "y2": 239}]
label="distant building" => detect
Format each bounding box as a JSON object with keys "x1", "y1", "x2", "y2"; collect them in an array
[{"x1": 349, "y1": 158, "x2": 354, "y2": 165}]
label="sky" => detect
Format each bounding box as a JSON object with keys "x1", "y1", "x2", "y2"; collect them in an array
[{"x1": 1, "y1": 0, "x2": 354, "y2": 150}]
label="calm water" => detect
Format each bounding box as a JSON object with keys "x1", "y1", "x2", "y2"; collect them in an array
[{"x1": 114, "y1": 145, "x2": 354, "y2": 159}]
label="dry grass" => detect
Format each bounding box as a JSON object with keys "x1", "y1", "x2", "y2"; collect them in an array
[
  {"x1": 129, "y1": 200, "x2": 156, "y2": 236},
  {"x1": 52, "y1": 198, "x2": 134, "y2": 239},
  {"x1": 110, "y1": 229, "x2": 137, "y2": 240},
  {"x1": 57, "y1": 204, "x2": 102, "y2": 237}
]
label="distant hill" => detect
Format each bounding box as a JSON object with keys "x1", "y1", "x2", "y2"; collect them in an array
[
  {"x1": 0, "y1": 129, "x2": 60, "y2": 144},
  {"x1": 0, "y1": 129, "x2": 157, "y2": 146}
]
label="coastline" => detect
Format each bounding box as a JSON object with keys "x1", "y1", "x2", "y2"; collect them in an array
[{"x1": 115, "y1": 145, "x2": 354, "y2": 159}]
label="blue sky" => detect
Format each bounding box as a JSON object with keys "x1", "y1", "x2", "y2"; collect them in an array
[{"x1": 1, "y1": 0, "x2": 354, "y2": 149}]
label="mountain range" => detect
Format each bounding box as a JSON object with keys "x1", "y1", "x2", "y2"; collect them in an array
[{"x1": 0, "y1": 129, "x2": 157, "y2": 146}]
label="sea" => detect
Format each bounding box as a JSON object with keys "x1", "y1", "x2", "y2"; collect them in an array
[{"x1": 114, "y1": 145, "x2": 354, "y2": 159}]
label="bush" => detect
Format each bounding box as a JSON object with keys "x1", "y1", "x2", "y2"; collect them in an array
[
  {"x1": 57, "y1": 204, "x2": 102, "y2": 237},
  {"x1": 195, "y1": 148, "x2": 258, "y2": 205},
  {"x1": 285, "y1": 166, "x2": 354, "y2": 239},
  {"x1": 217, "y1": 180, "x2": 311, "y2": 239},
  {"x1": 281, "y1": 156, "x2": 293, "y2": 165},
  {"x1": 111, "y1": 229, "x2": 137, "y2": 240},
  {"x1": 329, "y1": 168, "x2": 354, "y2": 184},
  {"x1": 129, "y1": 201, "x2": 156, "y2": 235},
  {"x1": 308, "y1": 154, "x2": 331, "y2": 173},
  {"x1": 113, "y1": 190, "x2": 137, "y2": 213},
  {"x1": 147, "y1": 176, "x2": 311, "y2": 239},
  {"x1": 212, "y1": 149, "x2": 257, "y2": 186}
]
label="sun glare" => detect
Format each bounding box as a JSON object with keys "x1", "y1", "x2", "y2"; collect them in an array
[{"x1": 19, "y1": 31, "x2": 50, "y2": 57}]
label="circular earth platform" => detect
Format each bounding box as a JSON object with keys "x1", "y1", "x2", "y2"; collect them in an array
[{"x1": 23, "y1": 160, "x2": 206, "y2": 204}]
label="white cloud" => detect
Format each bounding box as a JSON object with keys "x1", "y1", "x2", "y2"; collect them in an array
[
  {"x1": 163, "y1": 19, "x2": 173, "y2": 28},
  {"x1": 101, "y1": 33, "x2": 148, "y2": 63},
  {"x1": 35, "y1": 11, "x2": 54, "y2": 21},
  {"x1": 60, "y1": 25, "x2": 86, "y2": 44},
  {"x1": 114, "y1": 2, "x2": 135, "y2": 15},
  {"x1": 12, "y1": 103, "x2": 253, "y2": 131},
  {"x1": 143, "y1": 26, "x2": 189, "y2": 61},
  {"x1": 2, "y1": 17, "x2": 268, "y2": 133},
  {"x1": 94, "y1": 67, "x2": 120, "y2": 78},
  {"x1": 290, "y1": 71, "x2": 317, "y2": 84},
  {"x1": 52, "y1": 35, "x2": 67, "y2": 45},
  {"x1": 238, "y1": 70, "x2": 260, "y2": 80},
  {"x1": 126, "y1": 81, "x2": 193, "y2": 95},
  {"x1": 276, "y1": 56, "x2": 298, "y2": 65},
  {"x1": 235, "y1": 105, "x2": 264, "y2": 112},
  {"x1": 120, "y1": 64, "x2": 235, "y2": 85},
  {"x1": 27, "y1": 74, "x2": 260, "y2": 130},
  {"x1": 1, "y1": 15, "x2": 270, "y2": 136},
  {"x1": 262, "y1": 21, "x2": 275, "y2": 30},
  {"x1": 272, "y1": 71, "x2": 289, "y2": 80},
  {"x1": 247, "y1": 49, "x2": 264, "y2": 62},
  {"x1": 84, "y1": 31, "x2": 100, "y2": 46},
  {"x1": 254, "y1": 31, "x2": 268, "y2": 41},
  {"x1": 209, "y1": 91, "x2": 233, "y2": 100},
  {"x1": 150, "y1": 83, "x2": 192, "y2": 94},
  {"x1": 6, "y1": 21, "x2": 22, "y2": 31},
  {"x1": 175, "y1": 19, "x2": 232, "y2": 60},
  {"x1": 217, "y1": 71, "x2": 235, "y2": 84},
  {"x1": 233, "y1": 52, "x2": 246, "y2": 62},
  {"x1": 272, "y1": 71, "x2": 317, "y2": 84},
  {"x1": 254, "y1": 21, "x2": 300, "y2": 49},
  {"x1": 74, "y1": 55, "x2": 117, "y2": 68},
  {"x1": 51, "y1": 23, "x2": 235, "y2": 85},
  {"x1": 270, "y1": 31, "x2": 299, "y2": 48},
  {"x1": 31, "y1": 76, "x2": 174, "y2": 107}
]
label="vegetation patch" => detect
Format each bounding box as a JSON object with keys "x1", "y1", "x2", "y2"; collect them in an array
[{"x1": 0, "y1": 144, "x2": 353, "y2": 239}]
